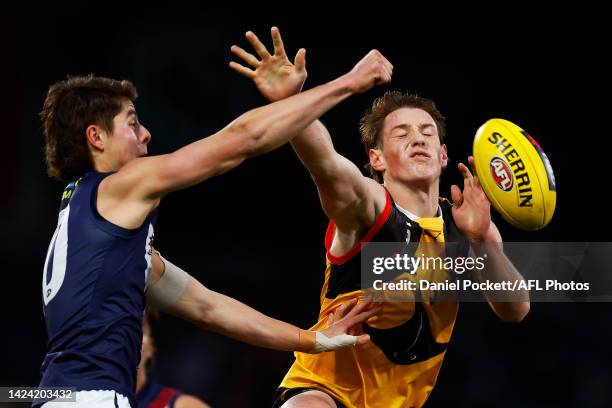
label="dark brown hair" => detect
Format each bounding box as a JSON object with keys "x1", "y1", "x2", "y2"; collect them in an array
[
  {"x1": 360, "y1": 92, "x2": 446, "y2": 182},
  {"x1": 40, "y1": 74, "x2": 138, "y2": 182}
]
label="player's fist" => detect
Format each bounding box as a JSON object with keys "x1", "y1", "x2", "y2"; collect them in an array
[{"x1": 345, "y1": 50, "x2": 393, "y2": 94}]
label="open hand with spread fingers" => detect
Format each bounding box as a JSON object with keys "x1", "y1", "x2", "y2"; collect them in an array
[
  {"x1": 230, "y1": 27, "x2": 393, "y2": 100},
  {"x1": 230, "y1": 27, "x2": 307, "y2": 102}
]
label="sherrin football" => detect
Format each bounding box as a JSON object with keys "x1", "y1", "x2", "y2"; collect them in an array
[{"x1": 473, "y1": 119, "x2": 556, "y2": 231}]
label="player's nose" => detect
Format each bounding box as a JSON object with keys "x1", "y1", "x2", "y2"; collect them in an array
[{"x1": 141, "y1": 125, "x2": 152, "y2": 145}]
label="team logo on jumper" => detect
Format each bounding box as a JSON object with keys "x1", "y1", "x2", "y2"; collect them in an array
[{"x1": 490, "y1": 156, "x2": 514, "y2": 192}]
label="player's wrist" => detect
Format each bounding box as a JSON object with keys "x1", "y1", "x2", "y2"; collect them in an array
[
  {"x1": 466, "y1": 232, "x2": 488, "y2": 243},
  {"x1": 334, "y1": 73, "x2": 358, "y2": 96},
  {"x1": 296, "y1": 329, "x2": 316, "y2": 352},
  {"x1": 296, "y1": 329, "x2": 358, "y2": 353},
  {"x1": 468, "y1": 227, "x2": 498, "y2": 243}
]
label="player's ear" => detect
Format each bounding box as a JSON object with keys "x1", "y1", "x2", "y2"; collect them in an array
[
  {"x1": 369, "y1": 148, "x2": 385, "y2": 173},
  {"x1": 440, "y1": 144, "x2": 448, "y2": 169},
  {"x1": 86, "y1": 125, "x2": 105, "y2": 151}
]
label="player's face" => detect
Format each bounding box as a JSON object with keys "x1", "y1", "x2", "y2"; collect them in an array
[
  {"x1": 106, "y1": 99, "x2": 151, "y2": 169},
  {"x1": 378, "y1": 108, "x2": 447, "y2": 186}
]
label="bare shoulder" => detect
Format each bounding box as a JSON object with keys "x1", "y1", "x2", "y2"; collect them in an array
[
  {"x1": 333, "y1": 177, "x2": 387, "y2": 233},
  {"x1": 329, "y1": 179, "x2": 390, "y2": 258},
  {"x1": 174, "y1": 394, "x2": 211, "y2": 408},
  {"x1": 97, "y1": 156, "x2": 161, "y2": 199},
  {"x1": 363, "y1": 177, "x2": 387, "y2": 212},
  {"x1": 96, "y1": 157, "x2": 162, "y2": 229}
]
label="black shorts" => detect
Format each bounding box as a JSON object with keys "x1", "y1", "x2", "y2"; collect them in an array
[{"x1": 272, "y1": 387, "x2": 347, "y2": 408}]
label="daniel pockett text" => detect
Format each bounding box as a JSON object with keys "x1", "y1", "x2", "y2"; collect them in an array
[{"x1": 360, "y1": 242, "x2": 611, "y2": 302}]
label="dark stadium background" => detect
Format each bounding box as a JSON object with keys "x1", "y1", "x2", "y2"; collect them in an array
[{"x1": 3, "y1": 4, "x2": 611, "y2": 407}]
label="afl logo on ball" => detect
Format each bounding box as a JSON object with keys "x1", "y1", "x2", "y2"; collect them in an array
[{"x1": 490, "y1": 157, "x2": 514, "y2": 192}]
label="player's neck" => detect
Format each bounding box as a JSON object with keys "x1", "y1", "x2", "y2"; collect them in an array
[
  {"x1": 92, "y1": 153, "x2": 122, "y2": 173},
  {"x1": 384, "y1": 177, "x2": 439, "y2": 218}
]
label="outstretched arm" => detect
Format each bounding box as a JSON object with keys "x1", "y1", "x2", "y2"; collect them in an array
[
  {"x1": 230, "y1": 27, "x2": 388, "y2": 233},
  {"x1": 98, "y1": 28, "x2": 391, "y2": 229},
  {"x1": 146, "y1": 251, "x2": 379, "y2": 353}
]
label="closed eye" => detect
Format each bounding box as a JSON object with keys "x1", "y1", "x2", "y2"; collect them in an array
[{"x1": 419, "y1": 124, "x2": 436, "y2": 136}]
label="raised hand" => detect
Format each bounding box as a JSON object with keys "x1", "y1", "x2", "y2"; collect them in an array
[
  {"x1": 344, "y1": 49, "x2": 393, "y2": 94},
  {"x1": 451, "y1": 155, "x2": 492, "y2": 242},
  {"x1": 229, "y1": 27, "x2": 307, "y2": 102}
]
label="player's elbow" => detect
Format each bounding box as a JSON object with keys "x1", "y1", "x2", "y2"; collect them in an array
[
  {"x1": 226, "y1": 116, "x2": 266, "y2": 159},
  {"x1": 194, "y1": 288, "x2": 222, "y2": 329},
  {"x1": 499, "y1": 301, "x2": 530, "y2": 323},
  {"x1": 196, "y1": 307, "x2": 215, "y2": 330}
]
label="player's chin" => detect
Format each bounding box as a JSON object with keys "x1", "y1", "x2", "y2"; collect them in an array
[{"x1": 401, "y1": 169, "x2": 439, "y2": 184}]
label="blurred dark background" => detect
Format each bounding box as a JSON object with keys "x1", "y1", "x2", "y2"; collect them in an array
[{"x1": 3, "y1": 3, "x2": 611, "y2": 407}]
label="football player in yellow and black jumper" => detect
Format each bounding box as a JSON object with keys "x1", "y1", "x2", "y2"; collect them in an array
[{"x1": 230, "y1": 27, "x2": 530, "y2": 408}]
